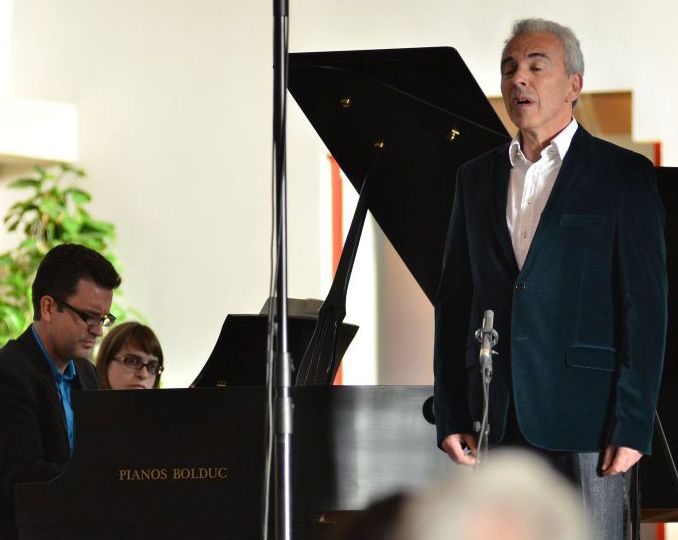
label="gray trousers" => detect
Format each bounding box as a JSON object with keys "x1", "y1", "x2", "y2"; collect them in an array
[
  {"x1": 546, "y1": 451, "x2": 630, "y2": 540},
  {"x1": 503, "y1": 402, "x2": 630, "y2": 539}
]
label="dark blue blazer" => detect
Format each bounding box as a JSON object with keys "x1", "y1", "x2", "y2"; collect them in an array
[{"x1": 433, "y1": 126, "x2": 667, "y2": 454}]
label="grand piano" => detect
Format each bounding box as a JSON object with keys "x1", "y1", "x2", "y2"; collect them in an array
[{"x1": 13, "y1": 48, "x2": 678, "y2": 539}]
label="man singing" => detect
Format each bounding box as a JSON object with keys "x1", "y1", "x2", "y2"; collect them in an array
[{"x1": 434, "y1": 18, "x2": 667, "y2": 538}]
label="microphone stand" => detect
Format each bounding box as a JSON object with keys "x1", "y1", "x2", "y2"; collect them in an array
[
  {"x1": 272, "y1": 0, "x2": 292, "y2": 538},
  {"x1": 474, "y1": 310, "x2": 498, "y2": 464}
]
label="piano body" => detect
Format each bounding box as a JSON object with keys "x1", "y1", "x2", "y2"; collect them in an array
[
  {"x1": 13, "y1": 48, "x2": 678, "y2": 537},
  {"x1": 15, "y1": 386, "x2": 451, "y2": 540}
]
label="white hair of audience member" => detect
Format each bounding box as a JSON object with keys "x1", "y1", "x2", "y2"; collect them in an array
[{"x1": 392, "y1": 449, "x2": 591, "y2": 540}]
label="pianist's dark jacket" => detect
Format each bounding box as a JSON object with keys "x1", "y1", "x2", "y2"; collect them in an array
[
  {"x1": 434, "y1": 126, "x2": 668, "y2": 454},
  {"x1": 0, "y1": 327, "x2": 98, "y2": 530}
]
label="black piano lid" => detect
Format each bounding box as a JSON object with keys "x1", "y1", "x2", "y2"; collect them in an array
[
  {"x1": 190, "y1": 314, "x2": 358, "y2": 387},
  {"x1": 288, "y1": 47, "x2": 511, "y2": 303}
]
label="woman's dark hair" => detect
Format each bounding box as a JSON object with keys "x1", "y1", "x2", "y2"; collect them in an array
[
  {"x1": 96, "y1": 322, "x2": 164, "y2": 389},
  {"x1": 32, "y1": 243, "x2": 121, "y2": 319}
]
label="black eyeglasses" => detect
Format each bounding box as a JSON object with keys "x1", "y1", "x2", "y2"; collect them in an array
[
  {"x1": 58, "y1": 300, "x2": 116, "y2": 328},
  {"x1": 113, "y1": 354, "x2": 164, "y2": 376}
]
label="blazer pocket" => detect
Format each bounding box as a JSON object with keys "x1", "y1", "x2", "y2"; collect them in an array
[
  {"x1": 560, "y1": 214, "x2": 606, "y2": 226},
  {"x1": 566, "y1": 346, "x2": 617, "y2": 372}
]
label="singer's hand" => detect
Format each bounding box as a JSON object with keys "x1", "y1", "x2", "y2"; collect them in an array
[
  {"x1": 601, "y1": 445, "x2": 642, "y2": 476},
  {"x1": 442, "y1": 433, "x2": 477, "y2": 465}
]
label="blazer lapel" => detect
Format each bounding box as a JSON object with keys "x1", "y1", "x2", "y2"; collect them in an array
[
  {"x1": 20, "y1": 329, "x2": 70, "y2": 446},
  {"x1": 520, "y1": 126, "x2": 593, "y2": 276},
  {"x1": 490, "y1": 146, "x2": 520, "y2": 274},
  {"x1": 41, "y1": 375, "x2": 68, "y2": 436}
]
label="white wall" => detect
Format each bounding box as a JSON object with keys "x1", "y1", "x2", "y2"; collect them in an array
[
  {"x1": 0, "y1": 0, "x2": 13, "y2": 94},
  {"x1": 1, "y1": 0, "x2": 677, "y2": 389}
]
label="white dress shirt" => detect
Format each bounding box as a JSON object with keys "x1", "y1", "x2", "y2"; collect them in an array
[{"x1": 506, "y1": 119, "x2": 579, "y2": 269}]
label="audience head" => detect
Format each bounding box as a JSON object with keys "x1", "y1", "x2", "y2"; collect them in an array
[
  {"x1": 96, "y1": 322, "x2": 164, "y2": 389},
  {"x1": 393, "y1": 449, "x2": 590, "y2": 540}
]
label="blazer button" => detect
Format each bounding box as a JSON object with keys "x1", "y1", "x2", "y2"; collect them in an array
[{"x1": 514, "y1": 283, "x2": 526, "y2": 291}]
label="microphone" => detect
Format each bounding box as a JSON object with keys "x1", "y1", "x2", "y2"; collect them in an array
[{"x1": 475, "y1": 310, "x2": 498, "y2": 372}]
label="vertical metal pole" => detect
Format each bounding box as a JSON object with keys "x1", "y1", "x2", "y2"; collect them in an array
[{"x1": 272, "y1": 0, "x2": 292, "y2": 539}]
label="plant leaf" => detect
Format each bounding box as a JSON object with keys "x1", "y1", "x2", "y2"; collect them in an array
[
  {"x1": 82, "y1": 218, "x2": 115, "y2": 235},
  {"x1": 8, "y1": 178, "x2": 41, "y2": 190},
  {"x1": 64, "y1": 188, "x2": 92, "y2": 205},
  {"x1": 61, "y1": 215, "x2": 80, "y2": 234}
]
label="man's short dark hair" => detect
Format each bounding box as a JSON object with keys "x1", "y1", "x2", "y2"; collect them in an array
[{"x1": 32, "y1": 243, "x2": 122, "y2": 320}]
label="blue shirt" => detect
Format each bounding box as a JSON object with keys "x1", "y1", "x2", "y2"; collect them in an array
[{"x1": 31, "y1": 325, "x2": 77, "y2": 454}]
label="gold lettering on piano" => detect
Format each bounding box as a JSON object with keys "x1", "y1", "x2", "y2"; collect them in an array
[
  {"x1": 117, "y1": 466, "x2": 228, "y2": 482},
  {"x1": 118, "y1": 468, "x2": 168, "y2": 481},
  {"x1": 172, "y1": 467, "x2": 228, "y2": 480}
]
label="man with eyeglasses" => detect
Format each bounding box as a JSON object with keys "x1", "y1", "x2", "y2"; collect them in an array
[{"x1": 0, "y1": 243, "x2": 120, "y2": 536}]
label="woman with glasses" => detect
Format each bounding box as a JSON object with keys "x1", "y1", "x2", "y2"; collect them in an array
[{"x1": 96, "y1": 322, "x2": 164, "y2": 389}]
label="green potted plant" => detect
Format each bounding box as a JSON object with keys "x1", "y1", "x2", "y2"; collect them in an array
[{"x1": 0, "y1": 164, "x2": 135, "y2": 345}]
